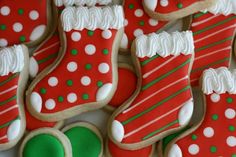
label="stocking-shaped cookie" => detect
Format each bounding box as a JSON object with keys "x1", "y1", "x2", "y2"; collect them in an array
[
  {"x1": 190, "y1": 0, "x2": 236, "y2": 86},
  {"x1": 109, "y1": 31, "x2": 194, "y2": 150},
  {"x1": 142, "y1": 0, "x2": 215, "y2": 21},
  {"x1": 167, "y1": 67, "x2": 236, "y2": 157},
  {"x1": 0, "y1": 0, "x2": 52, "y2": 47},
  {"x1": 0, "y1": 45, "x2": 29, "y2": 150},
  {"x1": 26, "y1": 5, "x2": 124, "y2": 122},
  {"x1": 120, "y1": 0, "x2": 169, "y2": 51}
]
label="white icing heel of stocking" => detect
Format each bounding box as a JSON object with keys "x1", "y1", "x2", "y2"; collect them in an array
[
  {"x1": 30, "y1": 92, "x2": 43, "y2": 113},
  {"x1": 29, "y1": 57, "x2": 39, "y2": 78},
  {"x1": 111, "y1": 120, "x2": 124, "y2": 143},
  {"x1": 168, "y1": 144, "x2": 182, "y2": 157},
  {"x1": 120, "y1": 33, "x2": 128, "y2": 49},
  {"x1": 30, "y1": 25, "x2": 46, "y2": 41},
  {"x1": 143, "y1": 0, "x2": 158, "y2": 11},
  {"x1": 7, "y1": 119, "x2": 21, "y2": 141},
  {"x1": 178, "y1": 100, "x2": 194, "y2": 126},
  {"x1": 96, "y1": 83, "x2": 113, "y2": 101}
]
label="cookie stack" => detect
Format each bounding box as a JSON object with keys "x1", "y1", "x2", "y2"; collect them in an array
[{"x1": 0, "y1": 0, "x2": 235, "y2": 157}]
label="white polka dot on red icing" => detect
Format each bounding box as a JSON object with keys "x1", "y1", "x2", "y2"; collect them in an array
[
  {"x1": 225, "y1": 108, "x2": 236, "y2": 119},
  {"x1": 134, "y1": 29, "x2": 143, "y2": 37},
  {"x1": 210, "y1": 93, "x2": 220, "y2": 102},
  {"x1": 203, "y1": 127, "x2": 214, "y2": 138},
  {"x1": 45, "y1": 99, "x2": 56, "y2": 110},
  {"x1": 67, "y1": 62, "x2": 78, "y2": 72},
  {"x1": 71, "y1": 32, "x2": 81, "y2": 42},
  {"x1": 0, "y1": 6, "x2": 10, "y2": 16},
  {"x1": 134, "y1": 9, "x2": 143, "y2": 17},
  {"x1": 29, "y1": 10, "x2": 39, "y2": 20},
  {"x1": 48, "y1": 77, "x2": 58, "y2": 87},
  {"x1": 98, "y1": 63, "x2": 110, "y2": 74},
  {"x1": 102, "y1": 30, "x2": 112, "y2": 39},
  {"x1": 160, "y1": 0, "x2": 169, "y2": 7},
  {"x1": 227, "y1": 136, "x2": 236, "y2": 147},
  {"x1": 67, "y1": 93, "x2": 77, "y2": 103},
  {"x1": 13, "y1": 22, "x2": 23, "y2": 32},
  {"x1": 85, "y1": 44, "x2": 96, "y2": 55},
  {"x1": 149, "y1": 19, "x2": 159, "y2": 26},
  {"x1": 188, "y1": 144, "x2": 199, "y2": 155},
  {"x1": 81, "y1": 76, "x2": 91, "y2": 86},
  {"x1": 0, "y1": 38, "x2": 8, "y2": 47}
]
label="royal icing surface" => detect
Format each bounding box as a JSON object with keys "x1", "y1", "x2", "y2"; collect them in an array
[
  {"x1": 207, "y1": 0, "x2": 236, "y2": 16},
  {"x1": 54, "y1": 0, "x2": 111, "y2": 7},
  {"x1": 135, "y1": 31, "x2": 194, "y2": 58},
  {"x1": 0, "y1": 0, "x2": 48, "y2": 47},
  {"x1": 110, "y1": 31, "x2": 193, "y2": 146}
]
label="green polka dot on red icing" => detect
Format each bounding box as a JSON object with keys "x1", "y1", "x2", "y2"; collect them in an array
[
  {"x1": 67, "y1": 80, "x2": 73, "y2": 86},
  {"x1": 85, "y1": 64, "x2": 92, "y2": 70},
  {"x1": 82, "y1": 94, "x2": 89, "y2": 100},
  {"x1": 210, "y1": 146, "x2": 217, "y2": 153},
  {"x1": 58, "y1": 96, "x2": 64, "y2": 102},
  {"x1": 64, "y1": 126, "x2": 102, "y2": 157},
  {"x1": 71, "y1": 49, "x2": 78, "y2": 55},
  {"x1": 129, "y1": 4, "x2": 134, "y2": 9},
  {"x1": 139, "y1": 21, "x2": 145, "y2": 26},
  {"x1": 102, "y1": 49, "x2": 109, "y2": 55},
  {"x1": 232, "y1": 154, "x2": 236, "y2": 157},
  {"x1": 212, "y1": 114, "x2": 218, "y2": 121},
  {"x1": 23, "y1": 134, "x2": 65, "y2": 157},
  {"x1": 229, "y1": 125, "x2": 235, "y2": 132},
  {"x1": 18, "y1": 8, "x2": 24, "y2": 15},
  {"x1": 87, "y1": 30, "x2": 94, "y2": 36},
  {"x1": 191, "y1": 134, "x2": 197, "y2": 140},
  {"x1": 97, "y1": 81, "x2": 103, "y2": 87},
  {"x1": 0, "y1": 24, "x2": 6, "y2": 31},
  {"x1": 20, "y1": 36, "x2": 26, "y2": 42},
  {"x1": 227, "y1": 97, "x2": 233, "y2": 103},
  {"x1": 40, "y1": 88, "x2": 47, "y2": 94}
]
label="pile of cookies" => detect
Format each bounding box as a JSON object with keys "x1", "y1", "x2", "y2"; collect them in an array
[{"x1": 0, "y1": 0, "x2": 236, "y2": 156}]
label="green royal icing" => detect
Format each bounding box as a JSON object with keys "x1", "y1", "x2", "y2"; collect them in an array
[
  {"x1": 23, "y1": 134, "x2": 65, "y2": 157},
  {"x1": 64, "y1": 126, "x2": 102, "y2": 157}
]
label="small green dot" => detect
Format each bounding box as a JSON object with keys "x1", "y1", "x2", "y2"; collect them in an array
[
  {"x1": 18, "y1": 8, "x2": 24, "y2": 15},
  {"x1": 212, "y1": 114, "x2": 218, "y2": 121},
  {"x1": 191, "y1": 134, "x2": 197, "y2": 140},
  {"x1": 85, "y1": 64, "x2": 92, "y2": 70},
  {"x1": 58, "y1": 96, "x2": 64, "y2": 102},
  {"x1": 227, "y1": 97, "x2": 233, "y2": 103},
  {"x1": 0, "y1": 24, "x2": 6, "y2": 30},
  {"x1": 102, "y1": 49, "x2": 109, "y2": 55},
  {"x1": 129, "y1": 4, "x2": 134, "y2": 9},
  {"x1": 87, "y1": 30, "x2": 94, "y2": 36},
  {"x1": 232, "y1": 154, "x2": 236, "y2": 157},
  {"x1": 210, "y1": 146, "x2": 217, "y2": 153},
  {"x1": 139, "y1": 21, "x2": 145, "y2": 26},
  {"x1": 67, "y1": 80, "x2": 73, "y2": 86},
  {"x1": 97, "y1": 81, "x2": 103, "y2": 87},
  {"x1": 82, "y1": 94, "x2": 89, "y2": 100},
  {"x1": 71, "y1": 49, "x2": 78, "y2": 55},
  {"x1": 177, "y1": 3, "x2": 183, "y2": 9},
  {"x1": 19, "y1": 36, "x2": 26, "y2": 42},
  {"x1": 229, "y1": 125, "x2": 235, "y2": 132},
  {"x1": 40, "y1": 88, "x2": 46, "y2": 94}
]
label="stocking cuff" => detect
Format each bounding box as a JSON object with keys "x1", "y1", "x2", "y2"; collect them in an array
[
  {"x1": 135, "y1": 31, "x2": 194, "y2": 58},
  {"x1": 54, "y1": 0, "x2": 111, "y2": 7},
  {"x1": 61, "y1": 5, "x2": 124, "y2": 32},
  {"x1": 206, "y1": 0, "x2": 236, "y2": 16},
  {"x1": 202, "y1": 67, "x2": 236, "y2": 95},
  {"x1": 0, "y1": 45, "x2": 25, "y2": 76}
]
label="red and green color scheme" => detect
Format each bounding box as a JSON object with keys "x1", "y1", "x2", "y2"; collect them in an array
[{"x1": 0, "y1": 0, "x2": 50, "y2": 47}]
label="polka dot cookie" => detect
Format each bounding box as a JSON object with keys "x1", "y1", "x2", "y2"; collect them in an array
[{"x1": 0, "y1": 0, "x2": 51, "y2": 47}]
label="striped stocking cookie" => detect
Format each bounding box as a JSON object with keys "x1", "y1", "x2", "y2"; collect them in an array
[
  {"x1": 190, "y1": 0, "x2": 236, "y2": 87},
  {"x1": 0, "y1": 0, "x2": 52, "y2": 47},
  {"x1": 166, "y1": 67, "x2": 236, "y2": 157},
  {"x1": 26, "y1": 5, "x2": 124, "y2": 122},
  {"x1": 0, "y1": 45, "x2": 29, "y2": 150},
  {"x1": 109, "y1": 31, "x2": 194, "y2": 150}
]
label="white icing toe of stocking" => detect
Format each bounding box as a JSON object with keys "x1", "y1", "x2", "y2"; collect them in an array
[
  {"x1": 168, "y1": 144, "x2": 183, "y2": 157},
  {"x1": 7, "y1": 119, "x2": 21, "y2": 141},
  {"x1": 178, "y1": 100, "x2": 193, "y2": 126},
  {"x1": 120, "y1": 33, "x2": 128, "y2": 49},
  {"x1": 29, "y1": 57, "x2": 39, "y2": 78},
  {"x1": 30, "y1": 25, "x2": 46, "y2": 41},
  {"x1": 143, "y1": 0, "x2": 157, "y2": 11},
  {"x1": 96, "y1": 83, "x2": 113, "y2": 101},
  {"x1": 111, "y1": 120, "x2": 124, "y2": 142},
  {"x1": 30, "y1": 92, "x2": 42, "y2": 113}
]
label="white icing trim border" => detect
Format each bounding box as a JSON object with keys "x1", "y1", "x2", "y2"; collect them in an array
[
  {"x1": 54, "y1": 0, "x2": 112, "y2": 7},
  {"x1": 0, "y1": 45, "x2": 24, "y2": 76},
  {"x1": 61, "y1": 5, "x2": 124, "y2": 32},
  {"x1": 135, "y1": 31, "x2": 194, "y2": 58},
  {"x1": 208, "y1": 0, "x2": 236, "y2": 16},
  {"x1": 202, "y1": 67, "x2": 236, "y2": 94}
]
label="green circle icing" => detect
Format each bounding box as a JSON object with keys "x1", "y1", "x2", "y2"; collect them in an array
[
  {"x1": 227, "y1": 97, "x2": 233, "y2": 103},
  {"x1": 212, "y1": 114, "x2": 218, "y2": 121},
  {"x1": 82, "y1": 94, "x2": 89, "y2": 100},
  {"x1": 67, "y1": 80, "x2": 73, "y2": 86},
  {"x1": 64, "y1": 126, "x2": 102, "y2": 157},
  {"x1": 87, "y1": 30, "x2": 94, "y2": 36},
  {"x1": 129, "y1": 4, "x2": 134, "y2": 9},
  {"x1": 102, "y1": 49, "x2": 109, "y2": 55},
  {"x1": 18, "y1": 8, "x2": 24, "y2": 15},
  {"x1": 85, "y1": 64, "x2": 92, "y2": 70},
  {"x1": 71, "y1": 49, "x2": 78, "y2": 55},
  {"x1": 191, "y1": 134, "x2": 197, "y2": 140},
  {"x1": 0, "y1": 24, "x2": 6, "y2": 30},
  {"x1": 229, "y1": 125, "x2": 235, "y2": 132},
  {"x1": 58, "y1": 96, "x2": 64, "y2": 102},
  {"x1": 40, "y1": 88, "x2": 47, "y2": 94},
  {"x1": 210, "y1": 146, "x2": 217, "y2": 153},
  {"x1": 232, "y1": 154, "x2": 236, "y2": 157},
  {"x1": 177, "y1": 3, "x2": 183, "y2": 9},
  {"x1": 23, "y1": 134, "x2": 65, "y2": 157},
  {"x1": 97, "y1": 81, "x2": 103, "y2": 87},
  {"x1": 20, "y1": 35, "x2": 26, "y2": 42},
  {"x1": 139, "y1": 21, "x2": 145, "y2": 26}
]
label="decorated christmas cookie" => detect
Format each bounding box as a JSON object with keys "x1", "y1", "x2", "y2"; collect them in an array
[
  {"x1": 0, "y1": 45, "x2": 29, "y2": 151},
  {"x1": 190, "y1": 0, "x2": 236, "y2": 87},
  {"x1": 108, "y1": 31, "x2": 194, "y2": 150},
  {"x1": 120, "y1": 0, "x2": 170, "y2": 52},
  {"x1": 106, "y1": 63, "x2": 138, "y2": 112},
  {"x1": 142, "y1": 0, "x2": 215, "y2": 21},
  {"x1": 62, "y1": 122, "x2": 103, "y2": 157},
  {"x1": 26, "y1": 5, "x2": 124, "y2": 122},
  {"x1": 0, "y1": 0, "x2": 52, "y2": 47},
  {"x1": 165, "y1": 67, "x2": 236, "y2": 157},
  {"x1": 54, "y1": 0, "x2": 112, "y2": 7},
  {"x1": 19, "y1": 128, "x2": 72, "y2": 157}
]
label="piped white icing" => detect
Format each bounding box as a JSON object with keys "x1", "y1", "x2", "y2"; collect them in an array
[
  {"x1": 208, "y1": 0, "x2": 236, "y2": 16},
  {"x1": 0, "y1": 45, "x2": 25, "y2": 76},
  {"x1": 135, "y1": 31, "x2": 194, "y2": 58},
  {"x1": 54, "y1": 0, "x2": 111, "y2": 7},
  {"x1": 61, "y1": 5, "x2": 124, "y2": 32},
  {"x1": 202, "y1": 67, "x2": 236, "y2": 95}
]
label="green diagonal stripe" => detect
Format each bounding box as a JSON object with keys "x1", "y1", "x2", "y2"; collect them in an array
[
  {"x1": 141, "y1": 55, "x2": 159, "y2": 66},
  {"x1": 142, "y1": 58, "x2": 191, "y2": 91},
  {"x1": 142, "y1": 120, "x2": 179, "y2": 140},
  {"x1": 122, "y1": 85, "x2": 191, "y2": 125},
  {"x1": 37, "y1": 53, "x2": 58, "y2": 65},
  {"x1": 193, "y1": 12, "x2": 208, "y2": 19},
  {"x1": 0, "y1": 73, "x2": 19, "y2": 86},
  {"x1": 0, "y1": 116, "x2": 20, "y2": 129},
  {"x1": 0, "y1": 95, "x2": 17, "y2": 106}
]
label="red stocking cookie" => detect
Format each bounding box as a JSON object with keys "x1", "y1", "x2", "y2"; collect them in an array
[
  {"x1": 142, "y1": 0, "x2": 215, "y2": 21},
  {"x1": 54, "y1": 0, "x2": 112, "y2": 7},
  {"x1": 0, "y1": 0, "x2": 52, "y2": 47},
  {"x1": 190, "y1": 0, "x2": 236, "y2": 87},
  {"x1": 166, "y1": 67, "x2": 236, "y2": 157},
  {"x1": 26, "y1": 5, "x2": 124, "y2": 122},
  {"x1": 0, "y1": 45, "x2": 29, "y2": 150},
  {"x1": 108, "y1": 31, "x2": 194, "y2": 150}
]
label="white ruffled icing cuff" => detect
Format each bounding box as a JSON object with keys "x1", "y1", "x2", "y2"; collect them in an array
[
  {"x1": 0, "y1": 45, "x2": 25, "y2": 76},
  {"x1": 208, "y1": 0, "x2": 236, "y2": 16},
  {"x1": 135, "y1": 31, "x2": 194, "y2": 58},
  {"x1": 61, "y1": 5, "x2": 124, "y2": 32},
  {"x1": 54, "y1": 0, "x2": 112, "y2": 7},
  {"x1": 202, "y1": 67, "x2": 236, "y2": 95}
]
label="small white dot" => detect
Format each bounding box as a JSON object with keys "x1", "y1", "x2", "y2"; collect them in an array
[
  {"x1": 134, "y1": 9, "x2": 143, "y2": 17},
  {"x1": 124, "y1": 19, "x2": 128, "y2": 26},
  {"x1": 48, "y1": 77, "x2": 58, "y2": 87},
  {"x1": 45, "y1": 99, "x2": 56, "y2": 110},
  {"x1": 71, "y1": 32, "x2": 81, "y2": 42},
  {"x1": 226, "y1": 136, "x2": 236, "y2": 147},
  {"x1": 29, "y1": 10, "x2": 39, "y2": 20},
  {"x1": 225, "y1": 108, "x2": 236, "y2": 119},
  {"x1": 67, "y1": 62, "x2": 78, "y2": 72},
  {"x1": 13, "y1": 22, "x2": 23, "y2": 32},
  {"x1": 149, "y1": 19, "x2": 159, "y2": 26},
  {"x1": 1, "y1": 6, "x2": 10, "y2": 16},
  {"x1": 85, "y1": 44, "x2": 96, "y2": 55},
  {"x1": 98, "y1": 63, "x2": 110, "y2": 74},
  {"x1": 210, "y1": 93, "x2": 220, "y2": 103},
  {"x1": 203, "y1": 127, "x2": 214, "y2": 138},
  {"x1": 0, "y1": 38, "x2": 8, "y2": 47},
  {"x1": 67, "y1": 93, "x2": 77, "y2": 103},
  {"x1": 102, "y1": 30, "x2": 112, "y2": 39},
  {"x1": 81, "y1": 76, "x2": 91, "y2": 86},
  {"x1": 188, "y1": 144, "x2": 199, "y2": 155},
  {"x1": 133, "y1": 29, "x2": 143, "y2": 37},
  {"x1": 160, "y1": 0, "x2": 169, "y2": 7}
]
